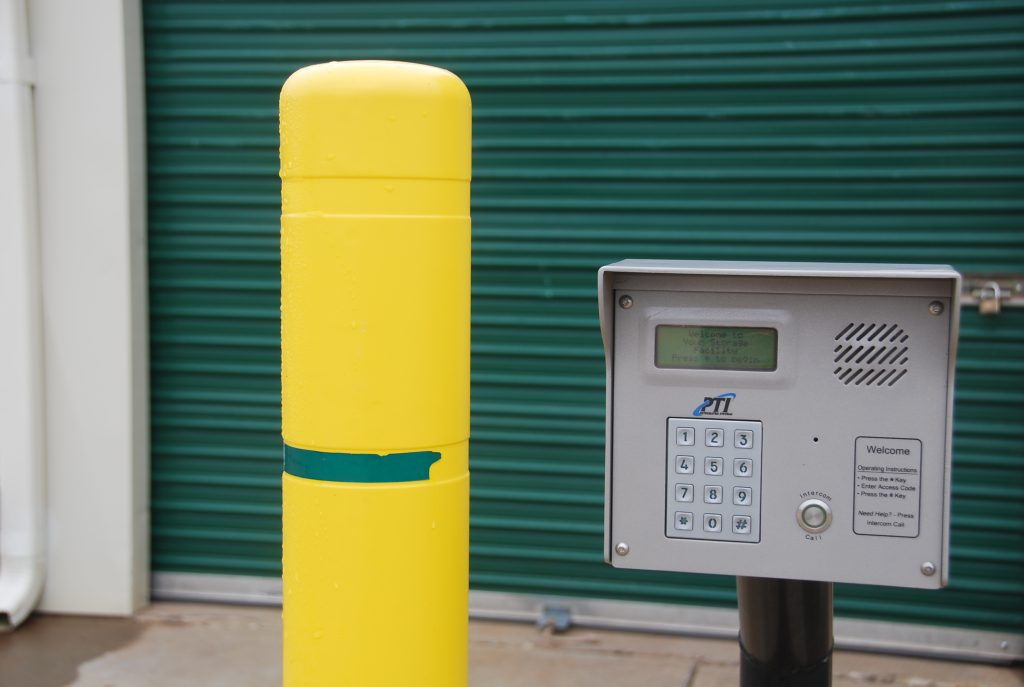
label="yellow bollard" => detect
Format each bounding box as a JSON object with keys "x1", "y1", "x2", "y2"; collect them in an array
[{"x1": 279, "y1": 61, "x2": 471, "y2": 687}]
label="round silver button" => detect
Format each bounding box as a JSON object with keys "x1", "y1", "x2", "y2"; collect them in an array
[{"x1": 797, "y1": 498, "x2": 832, "y2": 533}]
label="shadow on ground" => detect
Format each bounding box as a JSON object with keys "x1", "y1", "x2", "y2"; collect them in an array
[{"x1": 0, "y1": 613, "x2": 144, "y2": 687}]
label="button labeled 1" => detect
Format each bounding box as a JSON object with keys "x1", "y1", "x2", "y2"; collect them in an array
[{"x1": 676, "y1": 427, "x2": 695, "y2": 446}]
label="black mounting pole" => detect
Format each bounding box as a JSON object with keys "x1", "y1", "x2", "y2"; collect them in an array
[{"x1": 737, "y1": 577, "x2": 834, "y2": 687}]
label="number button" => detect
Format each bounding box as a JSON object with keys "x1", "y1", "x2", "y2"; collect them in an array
[
  {"x1": 705, "y1": 428, "x2": 724, "y2": 447},
  {"x1": 734, "y1": 486, "x2": 752, "y2": 506},
  {"x1": 675, "y1": 455, "x2": 694, "y2": 474},
  {"x1": 704, "y1": 457, "x2": 723, "y2": 476},
  {"x1": 675, "y1": 483, "x2": 694, "y2": 503},
  {"x1": 734, "y1": 458, "x2": 753, "y2": 477},
  {"x1": 704, "y1": 485, "x2": 723, "y2": 504},
  {"x1": 703, "y1": 514, "x2": 723, "y2": 533},
  {"x1": 674, "y1": 512, "x2": 694, "y2": 531},
  {"x1": 732, "y1": 515, "x2": 752, "y2": 535},
  {"x1": 676, "y1": 427, "x2": 695, "y2": 446},
  {"x1": 735, "y1": 430, "x2": 753, "y2": 449}
]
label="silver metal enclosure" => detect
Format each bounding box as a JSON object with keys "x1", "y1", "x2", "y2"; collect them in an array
[{"x1": 600, "y1": 261, "x2": 960, "y2": 589}]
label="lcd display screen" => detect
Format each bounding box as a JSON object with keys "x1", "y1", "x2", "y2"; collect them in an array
[{"x1": 655, "y1": 326, "x2": 778, "y2": 371}]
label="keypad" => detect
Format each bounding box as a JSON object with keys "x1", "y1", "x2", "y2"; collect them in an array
[{"x1": 666, "y1": 418, "x2": 762, "y2": 543}]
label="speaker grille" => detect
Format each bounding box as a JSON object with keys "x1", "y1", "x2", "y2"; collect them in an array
[{"x1": 833, "y1": 323, "x2": 909, "y2": 387}]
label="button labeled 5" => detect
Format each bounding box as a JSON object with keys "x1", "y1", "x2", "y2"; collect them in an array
[{"x1": 705, "y1": 457, "x2": 724, "y2": 476}]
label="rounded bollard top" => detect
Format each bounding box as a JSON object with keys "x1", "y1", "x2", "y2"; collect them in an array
[{"x1": 280, "y1": 60, "x2": 471, "y2": 182}]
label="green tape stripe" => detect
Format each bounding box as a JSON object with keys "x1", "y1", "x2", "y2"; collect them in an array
[{"x1": 284, "y1": 444, "x2": 440, "y2": 483}]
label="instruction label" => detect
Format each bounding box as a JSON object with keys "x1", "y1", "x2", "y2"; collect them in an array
[{"x1": 853, "y1": 437, "x2": 921, "y2": 538}]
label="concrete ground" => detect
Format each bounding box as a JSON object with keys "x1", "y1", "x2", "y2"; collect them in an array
[{"x1": 0, "y1": 603, "x2": 1020, "y2": 687}]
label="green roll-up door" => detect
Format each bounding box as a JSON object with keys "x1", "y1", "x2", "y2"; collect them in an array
[{"x1": 145, "y1": 0, "x2": 1024, "y2": 635}]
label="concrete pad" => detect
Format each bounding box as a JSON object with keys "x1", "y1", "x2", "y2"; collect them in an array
[
  {"x1": 72, "y1": 604, "x2": 281, "y2": 687},
  {"x1": 470, "y1": 642, "x2": 694, "y2": 687},
  {"x1": 687, "y1": 651, "x2": 1024, "y2": 687},
  {"x1": 0, "y1": 603, "x2": 1021, "y2": 687}
]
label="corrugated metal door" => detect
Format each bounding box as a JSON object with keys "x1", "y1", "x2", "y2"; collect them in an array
[{"x1": 145, "y1": 0, "x2": 1024, "y2": 634}]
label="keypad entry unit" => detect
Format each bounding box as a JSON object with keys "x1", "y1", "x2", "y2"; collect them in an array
[
  {"x1": 666, "y1": 418, "x2": 762, "y2": 543},
  {"x1": 599, "y1": 260, "x2": 960, "y2": 590}
]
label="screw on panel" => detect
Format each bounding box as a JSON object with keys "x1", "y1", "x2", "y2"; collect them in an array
[
  {"x1": 618, "y1": 295, "x2": 633, "y2": 309},
  {"x1": 920, "y1": 561, "x2": 936, "y2": 576},
  {"x1": 614, "y1": 542, "x2": 630, "y2": 556},
  {"x1": 1001, "y1": 641, "x2": 1010, "y2": 650},
  {"x1": 928, "y1": 301, "x2": 944, "y2": 316}
]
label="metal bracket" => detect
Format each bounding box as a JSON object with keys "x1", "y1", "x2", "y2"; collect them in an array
[
  {"x1": 537, "y1": 604, "x2": 573, "y2": 633},
  {"x1": 961, "y1": 275, "x2": 1024, "y2": 315}
]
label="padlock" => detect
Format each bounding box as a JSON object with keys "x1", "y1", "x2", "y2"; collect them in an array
[{"x1": 978, "y1": 281, "x2": 1002, "y2": 315}]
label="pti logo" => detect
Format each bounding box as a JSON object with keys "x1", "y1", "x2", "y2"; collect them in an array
[{"x1": 693, "y1": 392, "x2": 736, "y2": 417}]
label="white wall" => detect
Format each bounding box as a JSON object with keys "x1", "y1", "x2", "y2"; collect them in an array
[{"x1": 29, "y1": 0, "x2": 148, "y2": 615}]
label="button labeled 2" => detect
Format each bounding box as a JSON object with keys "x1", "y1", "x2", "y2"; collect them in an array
[{"x1": 705, "y1": 428, "x2": 725, "y2": 447}]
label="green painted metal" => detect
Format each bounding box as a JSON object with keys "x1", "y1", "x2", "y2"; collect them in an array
[
  {"x1": 283, "y1": 445, "x2": 440, "y2": 483},
  {"x1": 144, "y1": 0, "x2": 1024, "y2": 634}
]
